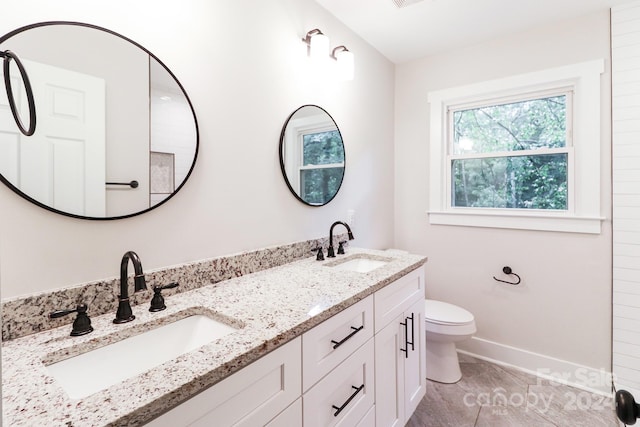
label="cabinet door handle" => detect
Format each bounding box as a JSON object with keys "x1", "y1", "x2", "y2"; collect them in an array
[
  {"x1": 407, "y1": 313, "x2": 415, "y2": 352},
  {"x1": 331, "y1": 325, "x2": 364, "y2": 349},
  {"x1": 332, "y1": 384, "x2": 365, "y2": 417},
  {"x1": 400, "y1": 318, "x2": 409, "y2": 358}
]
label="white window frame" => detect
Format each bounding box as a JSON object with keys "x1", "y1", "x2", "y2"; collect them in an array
[{"x1": 427, "y1": 59, "x2": 605, "y2": 234}]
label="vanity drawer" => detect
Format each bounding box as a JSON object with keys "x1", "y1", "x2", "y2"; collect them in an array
[
  {"x1": 303, "y1": 339, "x2": 375, "y2": 427},
  {"x1": 374, "y1": 268, "x2": 424, "y2": 332},
  {"x1": 302, "y1": 295, "x2": 373, "y2": 391}
]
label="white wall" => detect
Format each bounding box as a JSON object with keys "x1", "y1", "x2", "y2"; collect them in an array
[
  {"x1": 0, "y1": 0, "x2": 395, "y2": 298},
  {"x1": 394, "y1": 11, "x2": 612, "y2": 371}
]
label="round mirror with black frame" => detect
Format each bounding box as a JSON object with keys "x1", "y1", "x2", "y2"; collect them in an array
[
  {"x1": 0, "y1": 21, "x2": 199, "y2": 220},
  {"x1": 279, "y1": 105, "x2": 345, "y2": 206}
]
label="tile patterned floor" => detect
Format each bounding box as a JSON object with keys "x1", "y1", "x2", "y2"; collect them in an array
[{"x1": 407, "y1": 354, "x2": 621, "y2": 426}]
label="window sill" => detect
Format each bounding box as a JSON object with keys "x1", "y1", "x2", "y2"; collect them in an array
[{"x1": 427, "y1": 210, "x2": 603, "y2": 234}]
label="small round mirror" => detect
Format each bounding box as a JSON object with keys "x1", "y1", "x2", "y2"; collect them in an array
[{"x1": 279, "y1": 105, "x2": 345, "y2": 206}]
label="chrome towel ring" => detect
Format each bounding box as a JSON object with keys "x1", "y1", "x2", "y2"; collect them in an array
[{"x1": 1, "y1": 49, "x2": 36, "y2": 136}]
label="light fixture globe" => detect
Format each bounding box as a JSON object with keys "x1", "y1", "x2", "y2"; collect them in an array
[
  {"x1": 302, "y1": 28, "x2": 330, "y2": 60},
  {"x1": 332, "y1": 46, "x2": 354, "y2": 80}
]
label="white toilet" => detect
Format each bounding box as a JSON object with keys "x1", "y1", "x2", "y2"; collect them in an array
[{"x1": 424, "y1": 299, "x2": 476, "y2": 383}]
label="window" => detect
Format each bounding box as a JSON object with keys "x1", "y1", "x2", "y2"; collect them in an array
[
  {"x1": 299, "y1": 129, "x2": 344, "y2": 204},
  {"x1": 450, "y1": 91, "x2": 571, "y2": 210},
  {"x1": 428, "y1": 60, "x2": 604, "y2": 233}
]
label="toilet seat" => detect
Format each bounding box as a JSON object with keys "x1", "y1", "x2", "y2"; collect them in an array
[{"x1": 425, "y1": 299, "x2": 474, "y2": 326}]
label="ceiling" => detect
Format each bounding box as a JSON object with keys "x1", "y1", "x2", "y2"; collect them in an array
[{"x1": 313, "y1": 0, "x2": 631, "y2": 64}]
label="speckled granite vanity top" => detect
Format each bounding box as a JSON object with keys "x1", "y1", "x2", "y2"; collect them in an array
[{"x1": 2, "y1": 248, "x2": 426, "y2": 427}]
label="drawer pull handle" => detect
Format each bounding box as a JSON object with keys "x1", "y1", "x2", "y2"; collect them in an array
[
  {"x1": 331, "y1": 325, "x2": 364, "y2": 349},
  {"x1": 400, "y1": 318, "x2": 409, "y2": 358},
  {"x1": 407, "y1": 313, "x2": 415, "y2": 352},
  {"x1": 332, "y1": 384, "x2": 365, "y2": 417},
  {"x1": 400, "y1": 313, "x2": 415, "y2": 358}
]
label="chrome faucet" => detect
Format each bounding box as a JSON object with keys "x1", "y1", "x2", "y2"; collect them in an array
[
  {"x1": 114, "y1": 251, "x2": 147, "y2": 324},
  {"x1": 327, "y1": 221, "x2": 354, "y2": 258}
]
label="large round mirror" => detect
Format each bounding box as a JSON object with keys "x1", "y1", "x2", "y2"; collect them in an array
[
  {"x1": 279, "y1": 105, "x2": 345, "y2": 206},
  {"x1": 0, "y1": 22, "x2": 198, "y2": 220}
]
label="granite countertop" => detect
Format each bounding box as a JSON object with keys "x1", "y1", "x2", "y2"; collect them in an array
[{"x1": 2, "y1": 248, "x2": 427, "y2": 427}]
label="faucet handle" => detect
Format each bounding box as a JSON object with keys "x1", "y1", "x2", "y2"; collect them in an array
[
  {"x1": 49, "y1": 304, "x2": 94, "y2": 336},
  {"x1": 312, "y1": 247, "x2": 325, "y2": 261},
  {"x1": 149, "y1": 282, "x2": 179, "y2": 312},
  {"x1": 337, "y1": 241, "x2": 347, "y2": 255},
  {"x1": 155, "y1": 282, "x2": 179, "y2": 291}
]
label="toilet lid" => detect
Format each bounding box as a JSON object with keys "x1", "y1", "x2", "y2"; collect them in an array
[{"x1": 425, "y1": 299, "x2": 474, "y2": 325}]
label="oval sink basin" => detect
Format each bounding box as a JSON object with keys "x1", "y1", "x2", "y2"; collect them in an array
[
  {"x1": 46, "y1": 314, "x2": 238, "y2": 399},
  {"x1": 329, "y1": 258, "x2": 389, "y2": 273}
]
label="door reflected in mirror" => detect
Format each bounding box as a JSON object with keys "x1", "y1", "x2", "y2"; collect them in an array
[
  {"x1": 0, "y1": 22, "x2": 198, "y2": 219},
  {"x1": 279, "y1": 105, "x2": 345, "y2": 206}
]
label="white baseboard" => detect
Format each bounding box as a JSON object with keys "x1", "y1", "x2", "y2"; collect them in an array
[{"x1": 457, "y1": 337, "x2": 613, "y2": 396}]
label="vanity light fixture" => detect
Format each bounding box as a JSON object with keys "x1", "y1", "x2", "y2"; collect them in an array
[
  {"x1": 301, "y1": 30, "x2": 355, "y2": 80},
  {"x1": 302, "y1": 28, "x2": 330, "y2": 60},
  {"x1": 331, "y1": 45, "x2": 354, "y2": 81}
]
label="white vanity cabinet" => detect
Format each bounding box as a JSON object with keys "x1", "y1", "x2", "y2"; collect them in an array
[
  {"x1": 374, "y1": 268, "x2": 426, "y2": 427},
  {"x1": 145, "y1": 336, "x2": 302, "y2": 427},
  {"x1": 144, "y1": 269, "x2": 425, "y2": 427}
]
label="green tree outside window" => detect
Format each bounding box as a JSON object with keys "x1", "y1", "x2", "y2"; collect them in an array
[
  {"x1": 451, "y1": 95, "x2": 569, "y2": 210},
  {"x1": 300, "y1": 130, "x2": 344, "y2": 204}
]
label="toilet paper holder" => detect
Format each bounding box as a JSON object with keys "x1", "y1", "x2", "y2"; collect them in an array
[{"x1": 493, "y1": 266, "x2": 521, "y2": 285}]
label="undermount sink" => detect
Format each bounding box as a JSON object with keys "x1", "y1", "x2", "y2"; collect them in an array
[
  {"x1": 327, "y1": 256, "x2": 391, "y2": 273},
  {"x1": 46, "y1": 314, "x2": 238, "y2": 399}
]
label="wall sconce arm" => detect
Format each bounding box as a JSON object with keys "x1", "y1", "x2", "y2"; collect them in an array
[
  {"x1": 302, "y1": 28, "x2": 324, "y2": 45},
  {"x1": 331, "y1": 45, "x2": 350, "y2": 59}
]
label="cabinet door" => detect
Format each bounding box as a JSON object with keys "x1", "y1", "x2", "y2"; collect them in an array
[
  {"x1": 374, "y1": 313, "x2": 405, "y2": 427},
  {"x1": 266, "y1": 398, "x2": 302, "y2": 427},
  {"x1": 356, "y1": 405, "x2": 376, "y2": 427},
  {"x1": 403, "y1": 298, "x2": 426, "y2": 420},
  {"x1": 144, "y1": 337, "x2": 301, "y2": 427}
]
